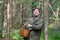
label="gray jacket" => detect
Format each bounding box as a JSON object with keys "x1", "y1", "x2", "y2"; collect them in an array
[{"x1": 23, "y1": 17, "x2": 44, "y2": 40}]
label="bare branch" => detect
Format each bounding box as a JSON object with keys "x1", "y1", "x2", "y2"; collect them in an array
[{"x1": 48, "y1": 3, "x2": 56, "y2": 17}]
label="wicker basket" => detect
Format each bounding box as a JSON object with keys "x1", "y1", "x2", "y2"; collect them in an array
[{"x1": 20, "y1": 28, "x2": 30, "y2": 37}]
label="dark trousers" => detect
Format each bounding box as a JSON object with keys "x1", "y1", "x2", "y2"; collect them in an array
[
  {"x1": 24, "y1": 37, "x2": 40, "y2": 40},
  {"x1": 24, "y1": 37, "x2": 29, "y2": 40}
]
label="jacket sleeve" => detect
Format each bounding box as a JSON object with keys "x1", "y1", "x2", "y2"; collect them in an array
[
  {"x1": 23, "y1": 18, "x2": 33, "y2": 30},
  {"x1": 23, "y1": 19, "x2": 30, "y2": 27},
  {"x1": 32, "y1": 19, "x2": 44, "y2": 30}
]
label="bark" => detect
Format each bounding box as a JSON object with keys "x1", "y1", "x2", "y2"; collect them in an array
[
  {"x1": 2, "y1": 0, "x2": 8, "y2": 40},
  {"x1": 43, "y1": 0, "x2": 49, "y2": 40},
  {"x1": 6, "y1": 0, "x2": 13, "y2": 40}
]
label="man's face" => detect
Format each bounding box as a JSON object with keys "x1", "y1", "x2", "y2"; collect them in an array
[{"x1": 33, "y1": 9, "x2": 40, "y2": 17}]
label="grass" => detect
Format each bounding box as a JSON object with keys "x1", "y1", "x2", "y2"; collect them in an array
[{"x1": 48, "y1": 29, "x2": 60, "y2": 40}]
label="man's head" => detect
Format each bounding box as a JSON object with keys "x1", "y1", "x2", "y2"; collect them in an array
[{"x1": 32, "y1": 8, "x2": 40, "y2": 17}]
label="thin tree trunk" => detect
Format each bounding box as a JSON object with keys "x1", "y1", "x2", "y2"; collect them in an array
[
  {"x1": 2, "y1": 0, "x2": 8, "y2": 40},
  {"x1": 16, "y1": 0, "x2": 21, "y2": 29},
  {"x1": 43, "y1": 0, "x2": 49, "y2": 40},
  {"x1": 6, "y1": 0, "x2": 13, "y2": 40}
]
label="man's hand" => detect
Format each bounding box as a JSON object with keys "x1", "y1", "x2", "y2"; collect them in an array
[{"x1": 27, "y1": 24, "x2": 32, "y2": 27}]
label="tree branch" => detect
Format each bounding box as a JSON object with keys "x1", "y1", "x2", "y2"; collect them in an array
[{"x1": 48, "y1": 3, "x2": 56, "y2": 17}]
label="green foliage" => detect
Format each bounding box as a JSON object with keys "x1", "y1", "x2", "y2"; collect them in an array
[
  {"x1": 26, "y1": 0, "x2": 39, "y2": 8},
  {"x1": 10, "y1": 29, "x2": 23, "y2": 40},
  {"x1": 48, "y1": 29, "x2": 60, "y2": 40},
  {"x1": 31, "y1": 1, "x2": 39, "y2": 8},
  {"x1": 0, "y1": 0, "x2": 3, "y2": 39},
  {"x1": 9, "y1": 29, "x2": 60, "y2": 40}
]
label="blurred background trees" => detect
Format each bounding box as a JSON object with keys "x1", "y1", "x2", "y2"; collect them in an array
[{"x1": 0, "y1": 0, "x2": 60, "y2": 40}]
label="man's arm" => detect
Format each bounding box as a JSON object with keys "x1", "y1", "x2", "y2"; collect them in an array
[
  {"x1": 27, "y1": 19, "x2": 44, "y2": 30},
  {"x1": 22, "y1": 18, "x2": 33, "y2": 30},
  {"x1": 22, "y1": 18, "x2": 30, "y2": 28}
]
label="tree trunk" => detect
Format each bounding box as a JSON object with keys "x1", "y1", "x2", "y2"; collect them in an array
[
  {"x1": 2, "y1": 0, "x2": 8, "y2": 40},
  {"x1": 43, "y1": 0, "x2": 49, "y2": 40},
  {"x1": 6, "y1": 0, "x2": 13, "y2": 40}
]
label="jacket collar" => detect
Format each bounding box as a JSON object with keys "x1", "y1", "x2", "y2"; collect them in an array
[{"x1": 33, "y1": 16, "x2": 40, "y2": 21}]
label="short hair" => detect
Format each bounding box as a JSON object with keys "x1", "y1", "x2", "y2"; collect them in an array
[{"x1": 32, "y1": 8, "x2": 40, "y2": 13}]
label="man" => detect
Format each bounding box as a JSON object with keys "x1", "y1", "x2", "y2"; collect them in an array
[{"x1": 23, "y1": 8, "x2": 44, "y2": 40}]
